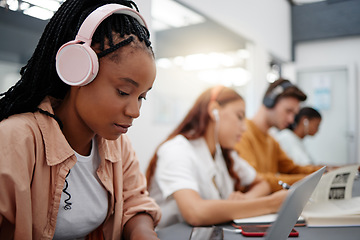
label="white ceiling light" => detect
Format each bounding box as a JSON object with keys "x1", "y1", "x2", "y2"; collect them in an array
[
  {"x1": 7, "y1": 0, "x2": 19, "y2": 11},
  {"x1": 152, "y1": 0, "x2": 205, "y2": 31},
  {"x1": 292, "y1": 0, "x2": 326, "y2": 5},
  {"x1": 22, "y1": 0, "x2": 60, "y2": 12},
  {"x1": 1, "y1": 0, "x2": 63, "y2": 20},
  {"x1": 23, "y1": 6, "x2": 53, "y2": 20},
  {"x1": 19, "y1": 2, "x2": 30, "y2": 10}
]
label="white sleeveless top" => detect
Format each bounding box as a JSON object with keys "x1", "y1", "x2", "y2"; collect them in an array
[{"x1": 53, "y1": 138, "x2": 108, "y2": 239}]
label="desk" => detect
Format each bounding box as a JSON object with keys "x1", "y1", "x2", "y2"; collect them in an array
[{"x1": 157, "y1": 176, "x2": 360, "y2": 240}]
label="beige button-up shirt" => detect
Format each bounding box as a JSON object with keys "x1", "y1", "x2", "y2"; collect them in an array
[{"x1": 0, "y1": 97, "x2": 161, "y2": 239}]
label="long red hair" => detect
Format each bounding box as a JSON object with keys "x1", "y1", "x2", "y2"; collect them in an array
[{"x1": 146, "y1": 86, "x2": 244, "y2": 191}]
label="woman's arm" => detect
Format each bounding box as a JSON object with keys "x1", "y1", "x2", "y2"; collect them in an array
[
  {"x1": 173, "y1": 189, "x2": 287, "y2": 227},
  {"x1": 122, "y1": 213, "x2": 159, "y2": 240},
  {"x1": 243, "y1": 175, "x2": 272, "y2": 199}
]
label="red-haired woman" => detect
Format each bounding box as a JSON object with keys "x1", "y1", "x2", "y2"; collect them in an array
[{"x1": 146, "y1": 86, "x2": 288, "y2": 228}]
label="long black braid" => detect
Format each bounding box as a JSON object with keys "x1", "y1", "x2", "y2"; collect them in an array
[
  {"x1": 0, "y1": 0, "x2": 153, "y2": 209},
  {"x1": 0, "y1": 0, "x2": 153, "y2": 122}
]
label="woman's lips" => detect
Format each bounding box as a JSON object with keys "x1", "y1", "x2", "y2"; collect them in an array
[{"x1": 114, "y1": 123, "x2": 131, "y2": 134}]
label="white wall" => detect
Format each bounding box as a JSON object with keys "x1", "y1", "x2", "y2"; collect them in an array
[
  {"x1": 178, "y1": 0, "x2": 292, "y2": 117},
  {"x1": 179, "y1": 0, "x2": 292, "y2": 62},
  {"x1": 291, "y1": 36, "x2": 360, "y2": 164},
  {"x1": 127, "y1": 0, "x2": 293, "y2": 172}
]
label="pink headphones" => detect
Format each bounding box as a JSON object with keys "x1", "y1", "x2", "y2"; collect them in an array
[{"x1": 56, "y1": 4, "x2": 147, "y2": 86}]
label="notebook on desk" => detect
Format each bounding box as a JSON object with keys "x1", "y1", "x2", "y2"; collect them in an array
[
  {"x1": 234, "y1": 166, "x2": 326, "y2": 240},
  {"x1": 233, "y1": 213, "x2": 305, "y2": 225}
]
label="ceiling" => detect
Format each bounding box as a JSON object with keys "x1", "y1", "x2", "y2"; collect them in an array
[
  {"x1": 1, "y1": 0, "x2": 351, "y2": 63},
  {"x1": 0, "y1": 0, "x2": 248, "y2": 63},
  {"x1": 154, "y1": 16, "x2": 247, "y2": 59},
  {"x1": 289, "y1": 0, "x2": 326, "y2": 5}
]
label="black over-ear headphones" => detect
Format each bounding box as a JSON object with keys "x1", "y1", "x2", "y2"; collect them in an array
[{"x1": 263, "y1": 81, "x2": 294, "y2": 108}]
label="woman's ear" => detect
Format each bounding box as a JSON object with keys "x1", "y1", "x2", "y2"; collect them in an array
[
  {"x1": 208, "y1": 101, "x2": 220, "y2": 122},
  {"x1": 212, "y1": 109, "x2": 219, "y2": 122},
  {"x1": 303, "y1": 118, "x2": 309, "y2": 127}
]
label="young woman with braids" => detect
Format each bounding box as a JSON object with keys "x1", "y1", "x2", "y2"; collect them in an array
[
  {"x1": 146, "y1": 86, "x2": 288, "y2": 228},
  {"x1": 274, "y1": 107, "x2": 322, "y2": 166},
  {"x1": 0, "y1": 0, "x2": 161, "y2": 239}
]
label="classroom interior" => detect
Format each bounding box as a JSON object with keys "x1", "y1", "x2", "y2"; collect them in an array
[{"x1": 1, "y1": 0, "x2": 360, "y2": 173}]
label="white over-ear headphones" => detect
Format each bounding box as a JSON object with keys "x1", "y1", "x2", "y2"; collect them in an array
[
  {"x1": 213, "y1": 109, "x2": 219, "y2": 122},
  {"x1": 56, "y1": 4, "x2": 147, "y2": 86}
]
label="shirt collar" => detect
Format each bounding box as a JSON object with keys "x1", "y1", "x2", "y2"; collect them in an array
[
  {"x1": 35, "y1": 97, "x2": 74, "y2": 166},
  {"x1": 96, "y1": 135, "x2": 121, "y2": 163},
  {"x1": 35, "y1": 97, "x2": 122, "y2": 165}
]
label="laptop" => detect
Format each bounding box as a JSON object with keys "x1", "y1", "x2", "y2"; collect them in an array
[
  {"x1": 187, "y1": 167, "x2": 326, "y2": 240},
  {"x1": 264, "y1": 166, "x2": 326, "y2": 239}
]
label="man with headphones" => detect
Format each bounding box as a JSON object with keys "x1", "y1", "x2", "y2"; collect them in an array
[{"x1": 234, "y1": 78, "x2": 323, "y2": 193}]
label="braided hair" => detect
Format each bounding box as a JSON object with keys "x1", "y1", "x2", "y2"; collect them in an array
[{"x1": 0, "y1": 0, "x2": 153, "y2": 122}]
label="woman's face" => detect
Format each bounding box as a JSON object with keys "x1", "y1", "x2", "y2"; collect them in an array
[
  {"x1": 217, "y1": 99, "x2": 246, "y2": 149},
  {"x1": 307, "y1": 117, "x2": 321, "y2": 136},
  {"x1": 74, "y1": 46, "x2": 156, "y2": 140}
]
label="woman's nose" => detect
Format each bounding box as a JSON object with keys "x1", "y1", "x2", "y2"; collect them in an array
[{"x1": 125, "y1": 99, "x2": 141, "y2": 119}]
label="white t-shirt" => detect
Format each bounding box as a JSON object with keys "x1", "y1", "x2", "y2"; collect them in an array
[
  {"x1": 274, "y1": 129, "x2": 314, "y2": 165},
  {"x1": 53, "y1": 138, "x2": 108, "y2": 240},
  {"x1": 149, "y1": 135, "x2": 256, "y2": 228}
]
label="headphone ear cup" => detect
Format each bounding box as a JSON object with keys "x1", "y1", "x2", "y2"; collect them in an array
[
  {"x1": 263, "y1": 81, "x2": 294, "y2": 108},
  {"x1": 263, "y1": 96, "x2": 274, "y2": 108},
  {"x1": 56, "y1": 41, "x2": 99, "y2": 86}
]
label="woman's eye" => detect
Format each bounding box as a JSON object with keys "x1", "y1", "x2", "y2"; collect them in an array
[
  {"x1": 138, "y1": 95, "x2": 147, "y2": 101},
  {"x1": 118, "y1": 90, "x2": 129, "y2": 96},
  {"x1": 238, "y1": 115, "x2": 244, "y2": 120},
  {"x1": 139, "y1": 94, "x2": 146, "y2": 101}
]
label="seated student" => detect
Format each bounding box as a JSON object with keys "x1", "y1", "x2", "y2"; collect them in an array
[
  {"x1": 234, "y1": 78, "x2": 323, "y2": 193},
  {"x1": 0, "y1": 1, "x2": 161, "y2": 239},
  {"x1": 146, "y1": 86, "x2": 288, "y2": 228},
  {"x1": 274, "y1": 107, "x2": 322, "y2": 166}
]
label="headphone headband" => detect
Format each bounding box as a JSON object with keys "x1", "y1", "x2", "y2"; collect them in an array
[
  {"x1": 76, "y1": 4, "x2": 147, "y2": 44},
  {"x1": 56, "y1": 4, "x2": 148, "y2": 86},
  {"x1": 263, "y1": 81, "x2": 294, "y2": 108}
]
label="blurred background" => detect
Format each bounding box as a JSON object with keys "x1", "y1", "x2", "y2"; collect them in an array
[{"x1": 1, "y1": 0, "x2": 359, "y2": 172}]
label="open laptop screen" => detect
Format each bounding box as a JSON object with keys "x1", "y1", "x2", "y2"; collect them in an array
[{"x1": 265, "y1": 166, "x2": 326, "y2": 240}]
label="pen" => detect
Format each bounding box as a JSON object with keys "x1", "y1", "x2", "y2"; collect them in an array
[{"x1": 278, "y1": 180, "x2": 291, "y2": 189}]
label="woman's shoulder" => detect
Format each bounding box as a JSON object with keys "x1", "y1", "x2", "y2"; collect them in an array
[
  {"x1": 161, "y1": 135, "x2": 190, "y2": 147},
  {"x1": 230, "y1": 150, "x2": 252, "y2": 166},
  {"x1": 158, "y1": 135, "x2": 195, "y2": 155},
  {"x1": 0, "y1": 112, "x2": 42, "y2": 152},
  {"x1": 0, "y1": 112, "x2": 39, "y2": 135},
  {"x1": 275, "y1": 129, "x2": 297, "y2": 142}
]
